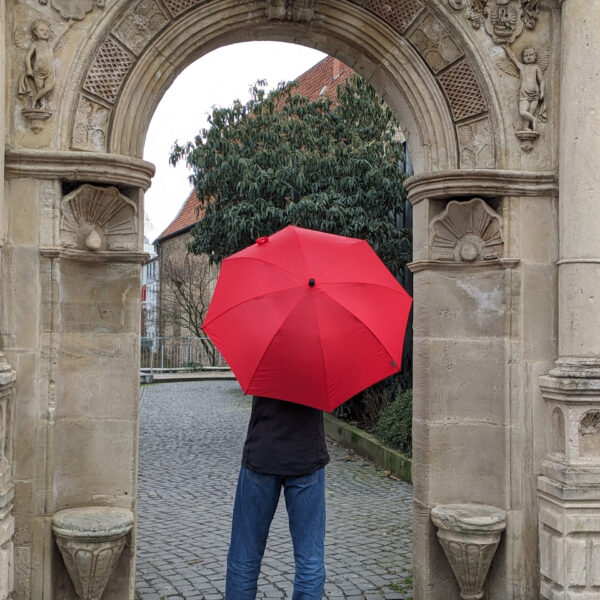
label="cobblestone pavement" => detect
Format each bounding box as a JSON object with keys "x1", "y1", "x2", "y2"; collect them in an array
[{"x1": 136, "y1": 381, "x2": 413, "y2": 600}]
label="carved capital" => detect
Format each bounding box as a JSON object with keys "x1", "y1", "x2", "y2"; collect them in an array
[{"x1": 267, "y1": 0, "x2": 315, "y2": 22}]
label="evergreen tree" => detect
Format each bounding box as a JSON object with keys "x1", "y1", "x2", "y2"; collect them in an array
[{"x1": 170, "y1": 75, "x2": 411, "y2": 276}]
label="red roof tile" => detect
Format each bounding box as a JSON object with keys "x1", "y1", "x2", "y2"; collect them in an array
[{"x1": 156, "y1": 188, "x2": 203, "y2": 240}]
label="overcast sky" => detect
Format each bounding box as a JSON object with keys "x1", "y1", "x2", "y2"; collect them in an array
[{"x1": 142, "y1": 41, "x2": 327, "y2": 243}]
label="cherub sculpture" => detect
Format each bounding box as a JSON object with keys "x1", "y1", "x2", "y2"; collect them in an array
[
  {"x1": 497, "y1": 43, "x2": 549, "y2": 131},
  {"x1": 17, "y1": 20, "x2": 56, "y2": 110},
  {"x1": 16, "y1": 19, "x2": 70, "y2": 113}
]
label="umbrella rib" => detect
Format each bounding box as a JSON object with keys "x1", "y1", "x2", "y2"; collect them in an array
[
  {"x1": 246, "y1": 292, "x2": 308, "y2": 389},
  {"x1": 318, "y1": 288, "x2": 401, "y2": 365},
  {"x1": 202, "y1": 284, "x2": 303, "y2": 328},
  {"x1": 226, "y1": 255, "x2": 305, "y2": 282}
]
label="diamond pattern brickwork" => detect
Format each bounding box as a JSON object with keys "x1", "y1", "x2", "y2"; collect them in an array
[
  {"x1": 437, "y1": 59, "x2": 487, "y2": 121},
  {"x1": 163, "y1": 0, "x2": 204, "y2": 17},
  {"x1": 364, "y1": 0, "x2": 425, "y2": 34},
  {"x1": 83, "y1": 37, "x2": 135, "y2": 104}
]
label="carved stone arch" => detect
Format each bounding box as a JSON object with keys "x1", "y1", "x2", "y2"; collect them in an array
[{"x1": 56, "y1": 0, "x2": 506, "y2": 174}]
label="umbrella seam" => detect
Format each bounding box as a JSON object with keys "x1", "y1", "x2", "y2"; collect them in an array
[
  {"x1": 308, "y1": 289, "x2": 331, "y2": 411},
  {"x1": 202, "y1": 285, "x2": 304, "y2": 329},
  {"x1": 317, "y1": 288, "x2": 409, "y2": 368},
  {"x1": 245, "y1": 292, "x2": 308, "y2": 392}
]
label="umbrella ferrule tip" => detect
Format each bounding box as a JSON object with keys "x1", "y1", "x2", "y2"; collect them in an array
[{"x1": 308, "y1": 278, "x2": 316, "y2": 287}]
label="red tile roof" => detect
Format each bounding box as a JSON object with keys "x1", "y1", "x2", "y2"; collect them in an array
[
  {"x1": 156, "y1": 188, "x2": 203, "y2": 241},
  {"x1": 157, "y1": 56, "x2": 355, "y2": 241}
]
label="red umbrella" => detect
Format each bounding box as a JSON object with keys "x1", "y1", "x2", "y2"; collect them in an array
[{"x1": 202, "y1": 225, "x2": 412, "y2": 412}]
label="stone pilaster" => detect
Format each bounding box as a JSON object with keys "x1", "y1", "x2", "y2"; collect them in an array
[
  {"x1": 538, "y1": 1, "x2": 600, "y2": 598},
  {"x1": 0, "y1": 354, "x2": 16, "y2": 600}
]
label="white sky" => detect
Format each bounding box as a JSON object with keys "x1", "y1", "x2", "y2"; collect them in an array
[{"x1": 142, "y1": 41, "x2": 327, "y2": 243}]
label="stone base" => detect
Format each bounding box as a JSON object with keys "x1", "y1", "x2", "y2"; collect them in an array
[{"x1": 538, "y1": 476, "x2": 600, "y2": 598}]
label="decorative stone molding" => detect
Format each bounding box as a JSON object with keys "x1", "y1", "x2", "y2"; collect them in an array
[
  {"x1": 52, "y1": 507, "x2": 134, "y2": 600},
  {"x1": 60, "y1": 184, "x2": 137, "y2": 254},
  {"x1": 431, "y1": 504, "x2": 506, "y2": 600},
  {"x1": 405, "y1": 169, "x2": 558, "y2": 204},
  {"x1": 4, "y1": 150, "x2": 155, "y2": 190},
  {"x1": 429, "y1": 198, "x2": 503, "y2": 263},
  {"x1": 0, "y1": 355, "x2": 16, "y2": 600},
  {"x1": 266, "y1": 0, "x2": 316, "y2": 21},
  {"x1": 448, "y1": 1, "x2": 540, "y2": 44}
]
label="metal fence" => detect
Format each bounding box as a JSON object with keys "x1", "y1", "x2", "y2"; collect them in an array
[{"x1": 140, "y1": 337, "x2": 226, "y2": 372}]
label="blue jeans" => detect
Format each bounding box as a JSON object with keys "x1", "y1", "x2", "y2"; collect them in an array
[{"x1": 226, "y1": 466, "x2": 326, "y2": 600}]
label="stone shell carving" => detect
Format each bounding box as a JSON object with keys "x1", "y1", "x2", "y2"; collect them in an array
[
  {"x1": 579, "y1": 411, "x2": 600, "y2": 457},
  {"x1": 60, "y1": 185, "x2": 137, "y2": 253},
  {"x1": 267, "y1": 0, "x2": 316, "y2": 22},
  {"x1": 430, "y1": 198, "x2": 503, "y2": 262}
]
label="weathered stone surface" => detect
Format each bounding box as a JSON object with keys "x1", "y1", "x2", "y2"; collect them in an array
[{"x1": 0, "y1": 0, "x2": 594, "y2": 599}]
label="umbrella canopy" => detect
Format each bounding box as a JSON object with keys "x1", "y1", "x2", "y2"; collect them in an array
[{"x1": 202, "y1": 225, "x2": 412, "y2": 412}]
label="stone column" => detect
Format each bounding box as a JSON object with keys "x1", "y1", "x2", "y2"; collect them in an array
[{"x1": 537, "y1": 1, "x2": 600, "y2": 597}]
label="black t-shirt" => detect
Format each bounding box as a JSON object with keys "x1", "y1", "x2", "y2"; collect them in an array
[{"x1": 242, "y1": 396, "x2": 330, "y2": 476}]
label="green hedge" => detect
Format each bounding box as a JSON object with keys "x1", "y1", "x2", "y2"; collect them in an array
[{"x1": 373, "y1": 388, "x2": 412, "y2": 456}]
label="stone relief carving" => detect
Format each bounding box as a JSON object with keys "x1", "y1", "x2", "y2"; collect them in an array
[
  {"x1": 60, "y1": 185, "x2": 138, "y2": 253},
  {"x1": 579, "y1": 411, "x2": 600, "y2": 457},
  {"x1": 39, "y1": 0, "x2": 105, "y2": 21},
  {"x1": 113, "y1": 0, "x2": 170, "y2": 56},
  {"x1": 408, "y1": 13, "x2": 464, "y2": 73},
  {"x1": 72, "y1": 95, "x2": 110, "y2": 151},
  {"x1": 448, "y1": 0, "x2": 540, "y2": 45},
  {"x1": 15, "y1": 20, "x2": 71, "y2": 131},
  {"x1": 430, "y1": 198, "x2": 503, "y2": 262},
  {"x1": 457, "y1": 117, "x2": 495, "y2": 168},
  {"x1": 497, "y1": 43, "x2": 549, "y2": 151},
  {"x1": 266, "y1": 0, "x2": 316, "y2": 22}
]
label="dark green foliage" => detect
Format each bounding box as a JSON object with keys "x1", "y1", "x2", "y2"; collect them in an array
[
  {"x1": 374, "y1": 388, "x2": 412, "y2": 456},
  {"x1": 170, "y1": 76, "x2": 411, "y2": 276}
]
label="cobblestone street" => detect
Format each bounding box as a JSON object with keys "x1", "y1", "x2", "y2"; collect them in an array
[{"x1": 136, "y1": 381, "x2": 413, "y2": 599}]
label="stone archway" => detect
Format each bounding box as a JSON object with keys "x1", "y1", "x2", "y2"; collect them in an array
[{"x1": 4, "y1": 1, "x2": 599, "y2": 599}]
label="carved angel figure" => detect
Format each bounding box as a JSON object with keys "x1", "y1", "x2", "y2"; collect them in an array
[
  {"x1": 498, "y1": 43, "x2": 549, "y2": 131},
  {"x1": 17, "y1": 20, "x2": 55, "y2": 109}
]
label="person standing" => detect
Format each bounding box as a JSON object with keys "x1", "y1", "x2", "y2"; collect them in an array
[{"x1": 225, "y1": 395, "x2": 330, "y2": 599}]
